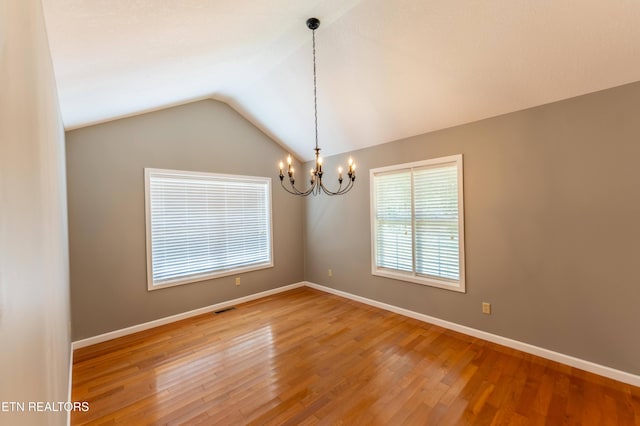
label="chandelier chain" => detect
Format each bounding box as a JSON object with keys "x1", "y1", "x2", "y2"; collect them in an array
[{"x1": 312, "y1": 28, "x2": 319, "y2": 151}]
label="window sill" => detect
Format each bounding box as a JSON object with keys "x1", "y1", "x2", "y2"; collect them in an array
[
  {"x1": 372, "y1": 268, "x2": 465, "y2": 293},
  {"x1": 148, "y1": 262, "x2": 274, "y2": 291}
]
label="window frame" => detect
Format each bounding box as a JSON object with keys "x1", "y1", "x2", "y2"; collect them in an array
[
  {"x1": 144, "y1": 168, "x2": 274, "y2": 291},
  {"x1": 369, "y1": 154, "x2": 465, "y2": 292}
]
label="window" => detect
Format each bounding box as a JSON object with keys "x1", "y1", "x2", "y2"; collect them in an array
[
  {"x1": 370, "y1": 155, "x2": 465, "y2": 292},
  {"x1": 144, "y1": 168, "x2": 273, "y2": 290}
]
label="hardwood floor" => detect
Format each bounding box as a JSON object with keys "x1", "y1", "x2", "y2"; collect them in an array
[{"x1": 72, "y1": 287, "x2": 640, "y2": 425}]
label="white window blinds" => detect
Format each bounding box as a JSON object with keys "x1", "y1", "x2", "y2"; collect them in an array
[
  {"x1": 370, "y1": 155, "x2": 465, "y2": 292},
  {"x1": 145, "y1": 169, "x2": 273, "y2": 289},
  {"x1": 374, "y1": 171, "x2": 413, "y2": 272},
  {"x1": 413, "y1": 165, "x2": 460, "y2": 281}
]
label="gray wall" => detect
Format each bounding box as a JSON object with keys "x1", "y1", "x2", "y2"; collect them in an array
[
  {"x1": 66, "y1": 100, "x2": 304, "y2": 340},
  {"x1": 0, "y1": 0, "x2": 71, "y2": 424},
  {"x1": 305, "y1": 81, "x2": 640, "y2": 375}
]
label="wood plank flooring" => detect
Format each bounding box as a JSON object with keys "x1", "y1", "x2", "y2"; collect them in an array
[{"x1": 72, "y1": 287, "x2": 640, "y2": 425}]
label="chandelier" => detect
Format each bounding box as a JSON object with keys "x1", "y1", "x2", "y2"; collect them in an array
[{"x1": 278, "y1": 17, "x2": 356, "y2": 196}]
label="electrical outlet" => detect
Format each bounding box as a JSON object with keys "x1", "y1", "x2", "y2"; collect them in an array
[
  {"x1": 482, "y1": 302, "x2": 491, "y2": 315},
  {"x1": 235, "y1": 277, "x2": 241, "y2": 286},
  {"x1": 328, "y1": 269, "x2": 333, "y2": 277}
]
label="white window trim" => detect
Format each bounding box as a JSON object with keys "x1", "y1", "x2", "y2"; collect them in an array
[
  {"x1": 369, "y1": 154, "x2": 466, "y2": 293},
  {"x1": 144, "y1": 168, "x2": 274, "y2": 291}
]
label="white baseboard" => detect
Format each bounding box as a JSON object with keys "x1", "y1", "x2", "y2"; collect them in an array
[
  {"x1": 304, "y1": 281, "x2": 640, "y2": 388},
  {"x1": 71, "y1": 282, "x2": 305, "y2": 349}
]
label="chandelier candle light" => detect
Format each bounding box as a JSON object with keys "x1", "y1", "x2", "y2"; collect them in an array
[{"x1": 278, "y1": 17, "x2": 356, "y2": 196}]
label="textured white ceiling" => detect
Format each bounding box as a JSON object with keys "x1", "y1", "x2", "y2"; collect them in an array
[{"x1": 43, "y1": 0, "x2": 640, "y2": 161}]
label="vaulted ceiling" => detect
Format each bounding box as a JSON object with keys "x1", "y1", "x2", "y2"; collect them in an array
[{"x1": 43, "y1": 0, "x2": 640, "y2": 161}]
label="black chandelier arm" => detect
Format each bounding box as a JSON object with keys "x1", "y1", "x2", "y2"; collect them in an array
[
  {"x1": 279, "y1": 175, "x2": 317, "y2": 196},
  {"x1": 279, "y1": 172, "x2": 355, "y2": 197},
  {"x1": 321, "y1": 181, "x2": 352, "y2": 195},
  {"x1": 317, "y1": 175, "x2": 356, "y2": 196}
]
